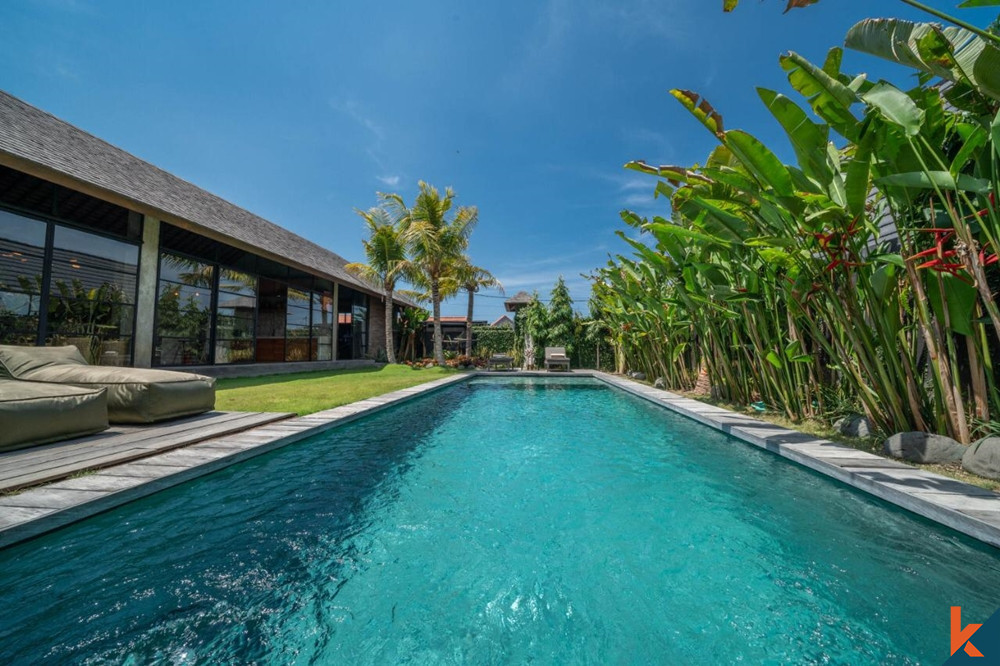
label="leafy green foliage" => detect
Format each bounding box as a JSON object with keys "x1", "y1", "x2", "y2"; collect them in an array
[
  {"x1": 472, "y1": 325, "x2": 516, "y2": 357},
  {"x1": 547, "y1": 277, "x2": 575, "y2": 354},
  {"x1": 594, "y1": 4, "x2": 1000, "y2": 443}
]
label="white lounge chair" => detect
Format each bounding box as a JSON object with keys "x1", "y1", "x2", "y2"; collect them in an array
[{"x1": 544, "y1": 347, "x2": 570, "y2": 371}]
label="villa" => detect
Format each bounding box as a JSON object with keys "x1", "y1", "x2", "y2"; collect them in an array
[
  {"x1": 0, "y1": 90, "x2": 411, "y2": 375},
  {"x1": 4, "y1": 0, "x2": 1000, "y2": 660}
]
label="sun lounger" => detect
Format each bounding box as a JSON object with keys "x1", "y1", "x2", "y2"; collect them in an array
[
  {"x1": 0, "y1": 345, "x2": 215, "y2": 424},
  {"x1": 0, "y1": 379, "x2": 108, "y2": 451},
  {"x1": 544, "y1": 347, "x2": 570, "y2": 371},
  {"x1": 488, "y1": 353, "x2": 514, "y2": 370}
]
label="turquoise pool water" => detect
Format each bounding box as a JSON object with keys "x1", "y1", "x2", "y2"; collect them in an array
[{"x1": 1, "y1": 376, "x2": 999, "y2": 664}]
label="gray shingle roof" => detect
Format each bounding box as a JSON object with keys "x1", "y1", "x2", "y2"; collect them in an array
[{"x1": 0, "y1": 89, "x2": 415, "y2": 306}]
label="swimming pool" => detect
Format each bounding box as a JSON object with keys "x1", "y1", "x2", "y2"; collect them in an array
[{"x1": 1, "y1": 376, "x2": 998, "y2": 663}]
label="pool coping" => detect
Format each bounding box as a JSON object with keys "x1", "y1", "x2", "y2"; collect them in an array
[{"x1": 1, "y1": 370, "x2": 999, "y2": 550}]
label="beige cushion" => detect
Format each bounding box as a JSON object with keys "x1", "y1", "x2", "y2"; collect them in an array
[
  {"x1": 0, "y1": 345, "x2": 216, "y2": 424},
  {"x1": 0, "y1": 379, "x2": 108, "y2": 451},
  {"x1": 0, "y1": 344, "x2": 88, "y2": 378}
]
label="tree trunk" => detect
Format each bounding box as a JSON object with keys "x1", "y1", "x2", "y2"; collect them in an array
[
  {"x1": 465, "y1": 288, "x2": 474, "y2": 358},
  {"x1": 432, "y1": 278, "x2": 445, "y2": 366},
  {"x1": 384, "y1": 288, "x2": 396, "y2": 364}
]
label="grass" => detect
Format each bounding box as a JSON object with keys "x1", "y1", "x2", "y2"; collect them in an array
[
  {"x1": 215, "y1": 364, "x2": 458, "y2": 416},
  {"x1": 678, "y1": 391, "x2": 1000, "y2": 493}
]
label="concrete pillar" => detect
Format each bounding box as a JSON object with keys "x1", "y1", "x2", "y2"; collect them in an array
[
  {"x1": 133, "y1": 216, "x2": 160, "y2": 367},
  {"x1": 331, "y1": 282, "x2": 340, "y2": 360}
]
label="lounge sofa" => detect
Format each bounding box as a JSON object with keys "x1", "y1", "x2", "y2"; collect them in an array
[
  {"x1": 0, "y1": 345, "x2": 216, "y2": 424},
  {"x1": 0, "y1": 379, "x2": 109, "y2": 451}
]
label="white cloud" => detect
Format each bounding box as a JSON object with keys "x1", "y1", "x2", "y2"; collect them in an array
[
  {"x1": 330, "y1": 96, "x2": 395, "y2": 175},
  {"x1": 376, "y1": 175, "x2": 400, "y2": 187},
  {"x1": 622, "y1": 192, "x2": 655, "y2": 207}
]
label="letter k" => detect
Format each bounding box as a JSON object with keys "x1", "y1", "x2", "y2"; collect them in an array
[{"x1": 952, "y1": 606, "x2": 984, "y2": 657}]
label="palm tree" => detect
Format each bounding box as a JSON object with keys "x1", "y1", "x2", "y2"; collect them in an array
[
  {"x1": 345, "y1": 206, "x2": 411, "y2": 364},
  {"x1": 451, "y1": 257, "x2": 503, "y2": 357},
  {"x1": 382, "y1": 182, "x2": 478, "y2": 366}
]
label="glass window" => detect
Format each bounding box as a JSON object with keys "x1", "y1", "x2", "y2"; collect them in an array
[
  {"x1": 286, "y1": 290, "x2": 311, "y2": 361},
  {"x1": 218, "y1": 268, "x2": 256, "y2": 297},
  {"x1": 286, "y1": 287, "x2": 310, "y2": 309},
  {"x1": 352, "y1": 301, "x2": 368, "y2": 359},
  {"x1": 216, "y1": 339, "x2": 254, "y2": 364},
  {"x1": 158, "y1": 254, "x2": 213, "y2": 288},
  {"x1": 0, "y1": 209, "x2": 47, "y2": 248},
  {"x1": 215, "y1": 269, "x2": 257, "y2": 365},
  {"x1": 285, "y1": 336, "x2": 310, "y2": 362},
  {"x1": 156, "y1": 283, "x2": 211, "y2": 337},
  {"x1": 286, "y1": 306, "x2": 310, "y2": 328},
  {"x1": 0, "y1": 175, "x2": 140, "y2": 362},
  {"x1": 53, "y1": 226, "x2": 138, "y2": 267},
  {"x1": 0, "y1": 211, "x2": 46, "y2": 344},
  {"x1": 154, "y1": 254, "x2": 214, "y2": 366},
  {"x1": 46, "y1": 224, "x2": 138, "y2": 365},
  {"x1": 312, "y1": 291, "x2": 334, "y2": 361},
  {"x1": 0, "y1": 292, "x2": 40, "y2": 345},
  {"x1": 216, "y1": 304, "x2": 255, "y2": 339}
]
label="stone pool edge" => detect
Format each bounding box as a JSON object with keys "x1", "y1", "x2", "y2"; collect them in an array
[
  {"x1": 592, "y1": 371, "x2": 1000, "y2": 549},
  {"x1": 0, "y1": 373, "x2": 472, "y2": 549}
]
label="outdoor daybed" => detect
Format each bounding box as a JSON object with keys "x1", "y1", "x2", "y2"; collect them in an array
[
  {"x1": 0, "y1": 379, "x2": 108, "y2": 451},
  {"x1": 0, "y1": 345, "x2": 216, "y2": 424}
]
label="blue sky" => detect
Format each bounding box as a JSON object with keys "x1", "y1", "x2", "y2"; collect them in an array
[{"x1": 2, "y1": 0, "x2": 996, "y2": 322}]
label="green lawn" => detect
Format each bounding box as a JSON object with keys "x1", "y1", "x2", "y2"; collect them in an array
[{"x1": 215, "y1": 365, "x2": 457, "y2": 415}]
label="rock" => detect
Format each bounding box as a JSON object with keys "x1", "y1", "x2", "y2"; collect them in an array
[
  {"x1": 849, "y1": 418, "x2": 873, "y2": 439},
  {"x1": 834, "y1": 414, "x2": 873, "y2": 439},
  {"x1": 883, "y1": 432, "x2": 966, "y2": 464},
  {"x1": 962, "y1": 437, "x2": 1000, "y2": 480},
  {"x1": 631, "y1": 372, "x2": 646, "y2": 381},
  {"x1": 653, "y1": 377, "x2": 666, "y2": 389}
]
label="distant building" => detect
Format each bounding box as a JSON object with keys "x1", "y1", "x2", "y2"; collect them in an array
[
  {"x1": 423, "y1": 316, "x2": 487, "y2": 355},
  {"x1": 504, "y1": 291, "x2": 533, "y2": 313},
  {"x1": 491, "y1": 314, "x2": 514, "y2": 328}
]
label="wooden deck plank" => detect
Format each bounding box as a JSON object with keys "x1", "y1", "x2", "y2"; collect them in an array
[
  {"x1": 0, "y1": 412, "x2": 254, "y2": 465},
  {"x1": 0, "y1": 411, "x2": 289, "y2": 492},
  {"x1": 1, "y1": 413, "x2": 284, "y2": 477},
  {"x1": 3, "y1": 413, "x2": 272, "y2": 469}
]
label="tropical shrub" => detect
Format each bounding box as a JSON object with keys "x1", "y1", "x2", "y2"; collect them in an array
[
  {"x1": 472, "y1": 325, "x2": 517, "y2": 357},
  {"x1": 593, "y1": 3, "x2": 1000, "y2": 442},
  {"x1": 546, "y1": 277, "x2": 576, "y2": 356}
]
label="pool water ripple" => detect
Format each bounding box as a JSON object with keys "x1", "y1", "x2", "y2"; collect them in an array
[{"x1": 0, "y1": 377, "x2": 998, "y2": 664}]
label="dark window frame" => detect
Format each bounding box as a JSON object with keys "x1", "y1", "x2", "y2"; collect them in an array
[{"x1": 0, "y1": 202, "x2": 140, "y2": 362}]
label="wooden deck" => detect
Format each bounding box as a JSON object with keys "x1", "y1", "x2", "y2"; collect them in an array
[{"x1": 0, "y1": 411, "x2": 291, "y2": 493}]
